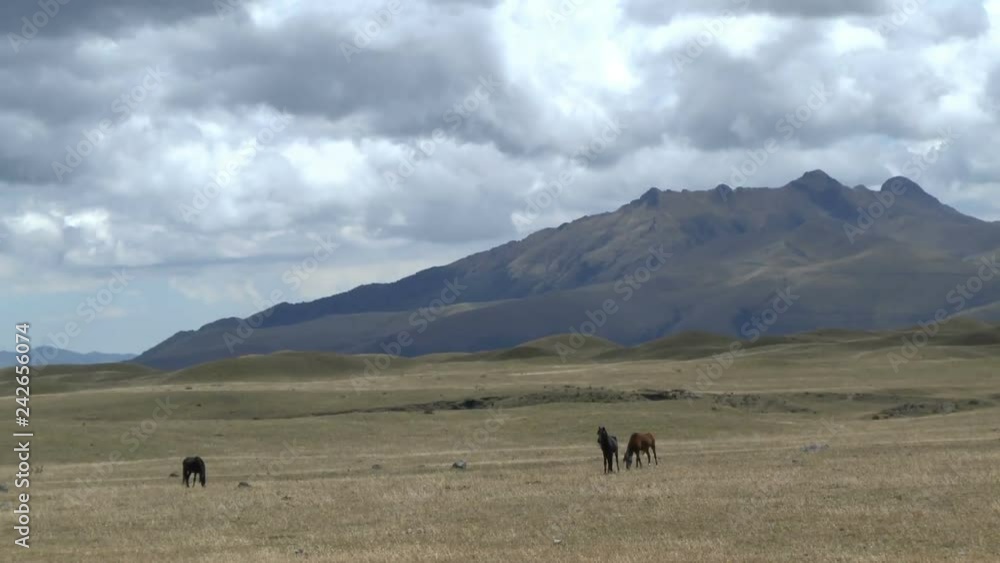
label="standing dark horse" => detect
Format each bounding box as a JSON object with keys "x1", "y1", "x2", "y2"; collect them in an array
[
  {"x1": 596, "y1": 426, "x2": 620, "y2": 474},
  {"x1": 182, "y1": 456, "x2": 206, "y2": 487},
  {"x1": 623, "y1": 432, "x2": 657, "y2": 469}
]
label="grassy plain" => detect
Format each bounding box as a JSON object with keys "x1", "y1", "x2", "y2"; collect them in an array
[{"x1": 2, "y1": 328, "x2": 1000, "y2": 562}]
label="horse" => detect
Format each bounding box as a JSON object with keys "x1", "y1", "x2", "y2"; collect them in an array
[
  {"x1": 596, "y1": 426, "x2": 620, "y2": 474},
  {"x1": 623, "y1": 432, "x2": 657, "y2": 469},
  {"x1": 182, "y1": 456, "x2": 206, "y2": 487}
]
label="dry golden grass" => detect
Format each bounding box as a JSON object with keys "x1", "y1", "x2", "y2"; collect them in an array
[{"x1": 3, "y1": 340, "x2": 1000, "y2": 561}]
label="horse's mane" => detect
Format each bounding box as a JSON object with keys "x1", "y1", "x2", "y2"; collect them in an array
[{"x1": 597, "y1": 427, "x2": 617, "y2": 452}]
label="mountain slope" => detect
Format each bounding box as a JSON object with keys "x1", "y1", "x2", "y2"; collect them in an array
[
  {"x1": 135, "y1": 171, "x2": 1000, "y2": 370},
  {"x1": 0, "y1": 348, "x2": 136, "y2": 368}
]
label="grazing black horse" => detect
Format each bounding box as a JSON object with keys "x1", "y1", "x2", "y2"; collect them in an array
[
  {"x1": 182, "y1": 456, "x2": 206, "y2": 487},
  {"x1": 596, "y1": 426, "x2": 620, "y2": 474}
]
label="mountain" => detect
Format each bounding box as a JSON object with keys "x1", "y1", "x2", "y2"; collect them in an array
[
  {"x1": 135, "y1": 171, "x2": 1000, "y2": 370},
  {"x1": 0, "y1": 347, "x2": 136, "y2": 368}
]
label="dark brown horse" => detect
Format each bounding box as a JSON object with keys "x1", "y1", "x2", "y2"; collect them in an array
[
  {"x1": 182, "y1": 456, "x2": 206, "y2": 487},
  {"x1": 623, "y1": 432, "x2": 657, "y2": 469},
  {"x1": 596, "y1": 426, "x2": 620, "y2": 474}
]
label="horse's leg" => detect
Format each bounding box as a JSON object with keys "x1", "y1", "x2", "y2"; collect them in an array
[
  {"x1": 652, "y1": 444, "x2": 658, "y2": 465},
  {"x1": 615, "y1": 451, "x2": 619, "y2": 473},
  {"x1": 183, "y1": 469, "x2": 189, "y2": 487}
]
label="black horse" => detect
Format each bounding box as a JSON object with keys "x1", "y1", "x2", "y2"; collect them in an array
[
  {"x1": 182, "y1": 456, "x2": 206, "y2": 487},
  {"x1": 596, "y1": 426, "x2": 620, "y2": 474}
]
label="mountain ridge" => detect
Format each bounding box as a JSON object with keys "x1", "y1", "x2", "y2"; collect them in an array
[
  {"x1": 135, "y1": 171, "x2": 1000, "y2": 370},
  {"x1": 0, "y1": 347, "x2": 136, "y2": 368}
]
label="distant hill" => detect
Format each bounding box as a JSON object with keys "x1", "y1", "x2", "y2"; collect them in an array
[
  {"x1": 141, "y1": 322, "x2": 1000, "y2": 376},
  {"x1": 135, "y1": 170, "x2": 1000, "y2": 370},
  {"x1": 0, "y1": 347, "x2": 136, "y2": 368}
]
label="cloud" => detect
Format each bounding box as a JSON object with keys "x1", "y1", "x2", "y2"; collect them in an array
[
  {"x1": 1, "y1": 0, "x2": 998, "y2": 353},
  {"x1": 623, "y1": 0, "x2": 890, "y2": 24},
  {"x1": 2, "y1": 0, "x2": 232, "y2": 41},
  {"x1": 168, "y1": 276, "x2": 261, "y2": 306}
]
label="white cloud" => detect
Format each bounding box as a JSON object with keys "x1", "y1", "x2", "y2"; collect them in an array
[
  {"x1": 828, "y1": 20, "x2": 886, "y2": 54},
  {"x1": 0, "y1": 0, "x2": 997, "y2": 339},
  {"x1": 168, "y1": 276, "x2": 261, "y2": 306}
]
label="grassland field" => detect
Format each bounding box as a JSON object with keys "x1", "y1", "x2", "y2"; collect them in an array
[{"x1": 2, "y1": 326, "x2": 1000, "y2": 562}]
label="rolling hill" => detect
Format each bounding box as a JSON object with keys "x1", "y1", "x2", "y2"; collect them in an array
[{"x1": 135, "y1": 170, "x2": 1000, "y2": 370}]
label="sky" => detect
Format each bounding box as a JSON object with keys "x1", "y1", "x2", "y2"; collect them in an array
[{"x1": 2, "y1": 0, "x2": 999, "y2": 355}]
